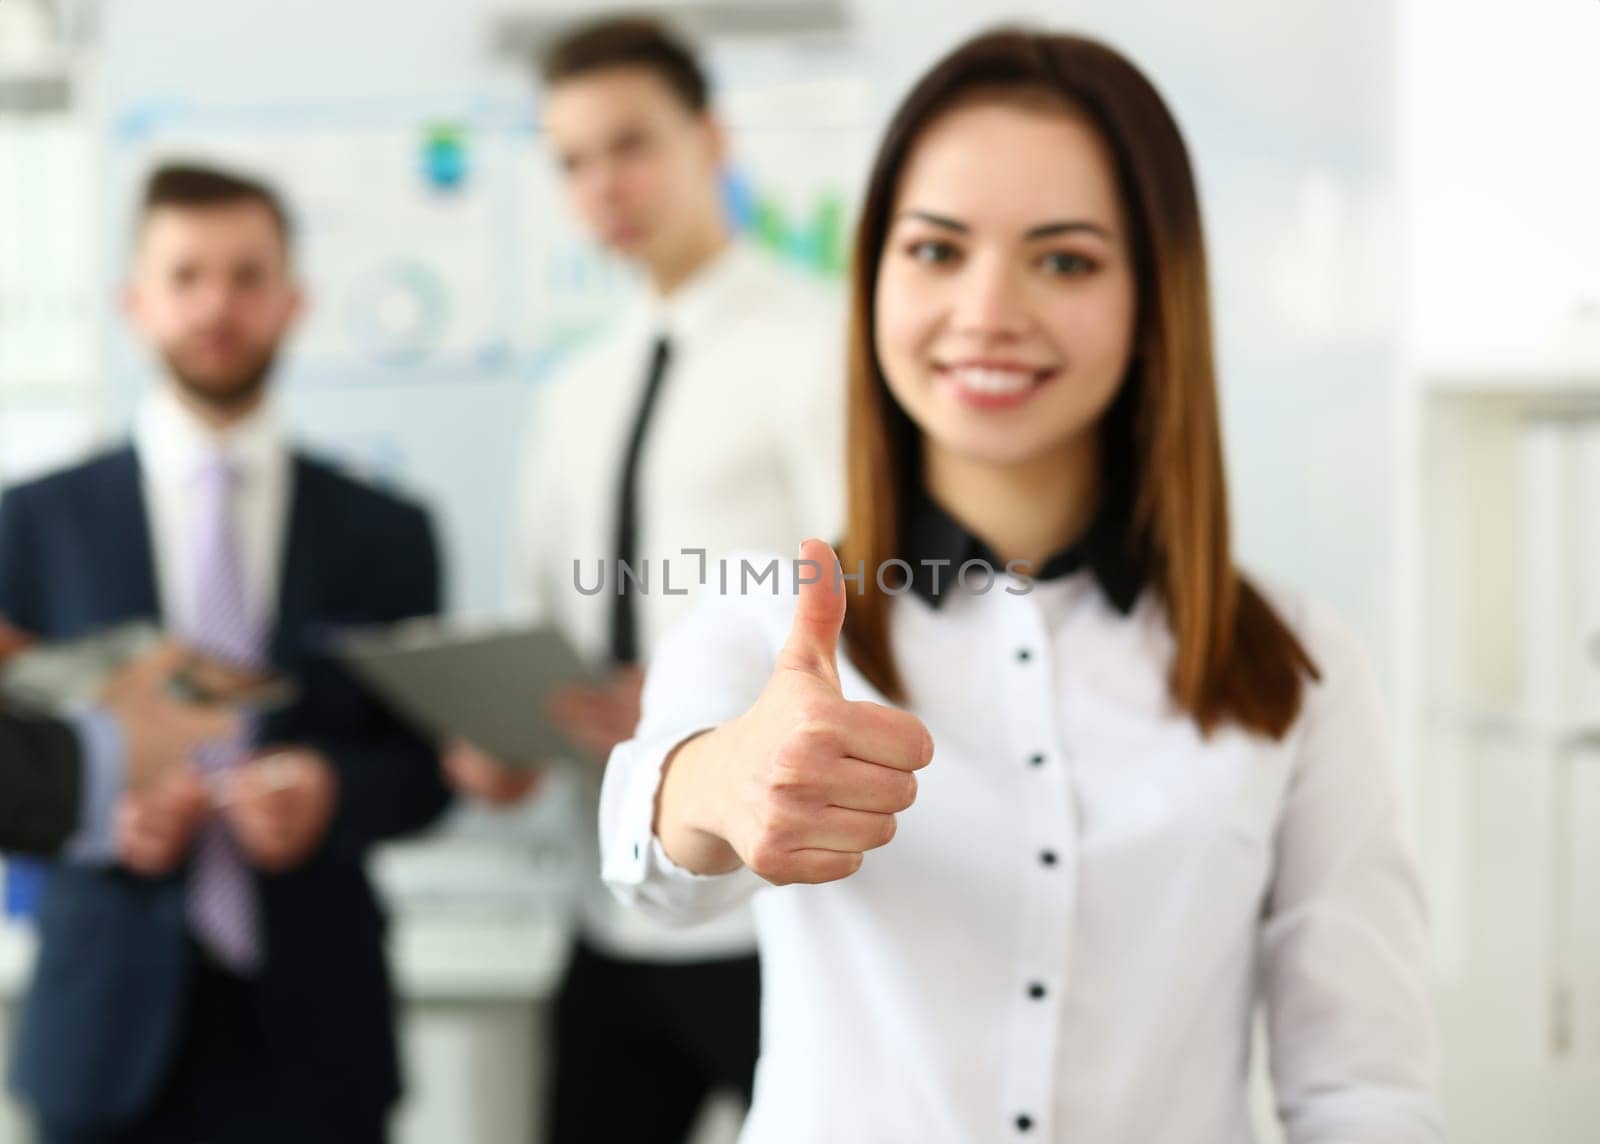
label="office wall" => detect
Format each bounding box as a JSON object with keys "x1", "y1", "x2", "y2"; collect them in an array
[{"x1": 89, "y1": 0, "x2": 1400, "y2": 692}]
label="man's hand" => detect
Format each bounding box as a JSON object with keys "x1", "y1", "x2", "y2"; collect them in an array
[
  {"x1": 441, "y1": 738, "x2": 545, "y2": 806},
  {"x1": 220, "y1": 749, "x2": 339, "y2": 873},
  {"x1": 654, "y1": 539, "x2": 934, "y2": 885},
  {"x1": 547, "y1": 665, "x2": 644, "y2": 765},
  {"x1": 99, "y1": 642, "x2": 240, "y2": 793},
  {"x1": 0, "y1": 616, "x2": 33, "y2": 661},
  {"x1": 115, "y1": 770, "x2": 210, "y2": 876}
]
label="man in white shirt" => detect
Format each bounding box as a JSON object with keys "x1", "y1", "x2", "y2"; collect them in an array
[{"x1": 442, "y1": 17, "x2": 844, "y2": 1142}]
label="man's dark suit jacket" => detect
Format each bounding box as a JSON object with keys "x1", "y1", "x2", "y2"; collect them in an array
[
  {"x1": 0, "y1": 713, "x2": 82, "y2": 854},
  {"x1": 0, "y1": 444, "x2": 453, "y2": 1135}
]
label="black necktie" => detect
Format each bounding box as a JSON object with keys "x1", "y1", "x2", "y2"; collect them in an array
[{"x1": 609, "y1": 334, "x2": 672, "y2": 665}]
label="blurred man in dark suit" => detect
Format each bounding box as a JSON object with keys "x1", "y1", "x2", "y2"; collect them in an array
[{"x1": 0, "y1": 163, "x2": 452, "y2": 1144}]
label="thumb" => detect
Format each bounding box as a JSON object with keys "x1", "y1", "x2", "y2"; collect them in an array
[
  {"x1": 125, "y1": 640, "x2": 192, "y2": 687},
  {"x1": 780, "y1": 538, "x2": 846, "y2": 688}
]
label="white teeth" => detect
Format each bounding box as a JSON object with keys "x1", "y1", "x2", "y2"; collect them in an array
[{"x1": 947, "y1": 366, "x2": 1036, "y2": 395}]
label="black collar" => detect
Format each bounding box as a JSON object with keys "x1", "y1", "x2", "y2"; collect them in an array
[{"x1": 899, "y1": 485, "x2": 1144, "y2": 614}]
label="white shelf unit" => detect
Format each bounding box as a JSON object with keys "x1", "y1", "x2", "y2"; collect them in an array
[{"x1": 1408, "y1": 370, "x2": 1600, "y2": 1144}]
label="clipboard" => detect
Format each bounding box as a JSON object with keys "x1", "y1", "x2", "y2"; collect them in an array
[{"x1": 334, "y1": 619, "x2": 600, "y2": 768}]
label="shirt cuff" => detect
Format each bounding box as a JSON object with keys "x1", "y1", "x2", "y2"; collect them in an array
[
  {"x1": 600, "y1": 729, "x2": 765, "y2": 923},
  {"x1": 61, "y1": 708, "x2": 127, "y2": 863}
]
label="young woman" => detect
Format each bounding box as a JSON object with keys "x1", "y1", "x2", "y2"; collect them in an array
[{"x1": 598, "y1": 28, "x2": 1443, "y2": 1143}]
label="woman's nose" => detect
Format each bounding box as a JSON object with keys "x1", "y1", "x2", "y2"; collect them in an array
[{"x1": 950, "y1": 252, "x2": 1027, "y2": 339}]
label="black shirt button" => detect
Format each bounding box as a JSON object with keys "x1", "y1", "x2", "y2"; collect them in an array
[
  {"x1": 1027, "y1": 981, "x2": 1047, "y2": 1000},
  {"x1": 1027, "y1": 752, "x2": 1046, "y2": 767},
  {"x1": 1015, "y1": 1114, "x2": 1034, "y2": 1132},
  {"x1": 1039, "y1": 850, "x2": 1057, "y2": 867},
  {"x1": 1016, "y1": 647, "x2": 1032, "y2": 663},
  {"x1": 633, "y1": 842, "x2": 640, "y2": 860}
]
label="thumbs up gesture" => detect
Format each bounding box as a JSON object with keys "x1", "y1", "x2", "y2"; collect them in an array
[{"x1": 654, "y1": 539, "x2": 934, "y2": 885}]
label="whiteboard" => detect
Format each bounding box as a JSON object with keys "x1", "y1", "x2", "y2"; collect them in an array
[{"x1": 101, "y1": 43, "x2": 875, "y2": 614}]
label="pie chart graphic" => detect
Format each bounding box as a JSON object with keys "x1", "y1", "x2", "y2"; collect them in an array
[{"x1": 344, "y1": 259, "x2": 450, "y2": 367}]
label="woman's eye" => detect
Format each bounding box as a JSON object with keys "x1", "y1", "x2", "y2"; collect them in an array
[
  {"x1": 1041, "y1": 251, "x2": 1095, "y2": 276},
  {"x1": 908, "y1": 239, "x2": 959, "y2": 265}
]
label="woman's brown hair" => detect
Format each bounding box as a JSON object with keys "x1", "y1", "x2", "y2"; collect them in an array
[{"x1": 838, "y1": 27, "x2": 1320, "y2": 739}]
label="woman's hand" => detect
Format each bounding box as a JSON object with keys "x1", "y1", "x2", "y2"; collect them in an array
[{"x1": 654, "y1": 538, "x2": 934, "y2": 885}]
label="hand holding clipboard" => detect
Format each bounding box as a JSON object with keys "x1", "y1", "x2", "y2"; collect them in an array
[{"x1": 334, "y1": 619, "x2": 606, "y2": 772}]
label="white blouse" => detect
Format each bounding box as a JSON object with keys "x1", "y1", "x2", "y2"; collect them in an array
[{"x1": 599, "y1": 552, "x2": 1444, "y2": 1143}]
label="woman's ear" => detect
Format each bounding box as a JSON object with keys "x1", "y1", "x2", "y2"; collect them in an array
[{"x1": 700, "y1": 111, "x2": 729, "y2": 169}]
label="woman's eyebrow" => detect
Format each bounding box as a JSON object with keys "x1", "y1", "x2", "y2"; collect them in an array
[
  {"x1": 895, "y1": 209, "x2": 969, "y2": 233},
  {"x1": 895, "y1": 210, "x2": 1113, "y2": 242},
  {"x1": 1023, "y1": 220, "x2": 1114, "y2": 240}
]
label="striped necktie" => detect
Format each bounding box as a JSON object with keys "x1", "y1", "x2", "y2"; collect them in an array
[{"x1": 182, "y1": 450, "x2": 265, "y2": 975}]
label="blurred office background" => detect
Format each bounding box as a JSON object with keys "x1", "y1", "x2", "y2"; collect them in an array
[{"x1": 1, "y1": 0, "x2": 1596, "y2": 1140}]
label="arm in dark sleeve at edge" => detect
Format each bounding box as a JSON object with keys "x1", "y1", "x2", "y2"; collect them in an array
[{"x1": 0, "y1": 712, "x2": 83, "y2": 855}]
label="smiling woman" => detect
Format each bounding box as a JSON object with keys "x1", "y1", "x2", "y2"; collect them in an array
[
  {"x1": 600, "y1": 25, "x2": 1444, "y2": 1144},
  {"x1": 840, "y1": 32, "x2": 1318, "y2": 736}
]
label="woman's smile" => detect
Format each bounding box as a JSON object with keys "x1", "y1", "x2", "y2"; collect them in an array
[{"x1": 933, "y1": 358, "x2": 1058, "y2": 410}]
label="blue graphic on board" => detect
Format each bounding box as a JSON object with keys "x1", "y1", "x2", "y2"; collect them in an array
[{"x1": 422, "y1": 124, "x2": 470, "y2": 192}]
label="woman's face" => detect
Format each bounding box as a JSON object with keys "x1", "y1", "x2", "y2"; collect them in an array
[{"x1": 874, "y1": 98, "x2": 1138, "y2": 472}]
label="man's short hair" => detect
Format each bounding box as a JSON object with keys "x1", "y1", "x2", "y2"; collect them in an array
[
  {"x1": 540, "y1": 16, "x2": 711, "y2": 112},
  {"x1": 138, "y1": 162, "x2": 293, "y2": 244}
]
